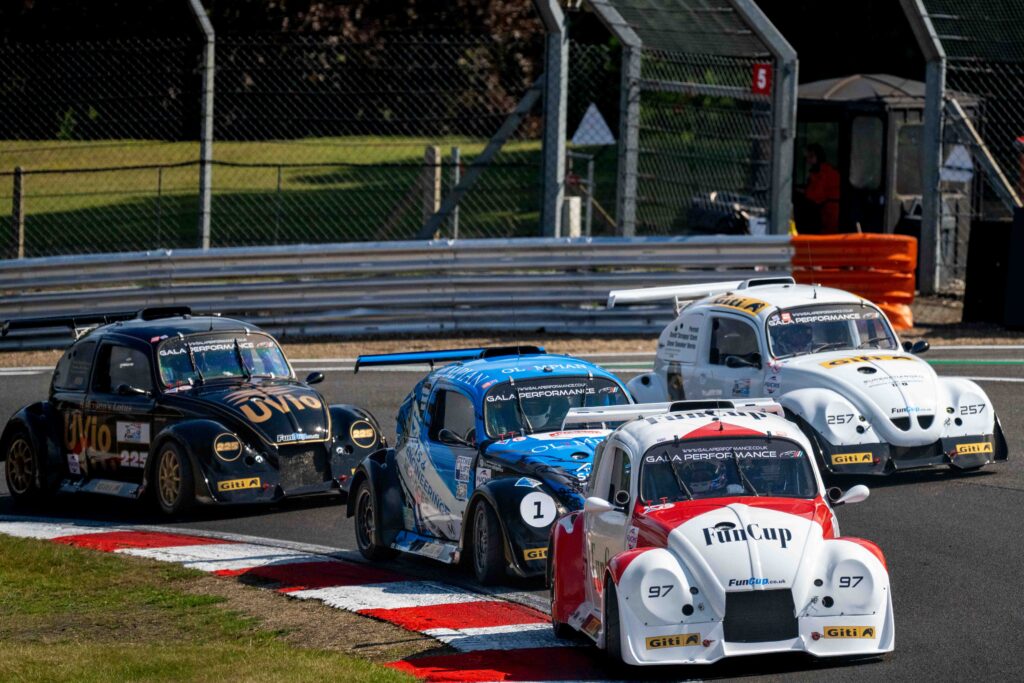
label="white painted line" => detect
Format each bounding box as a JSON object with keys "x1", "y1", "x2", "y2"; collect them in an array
[
  {"x1": 292, "y1": 581, "x2": 486, "y2": 611},
  {"x1": 0, "y1": 520, "x2": 117, "y2": 540},
  {"x1": 950, "y1": 376, "x2": 1024, "y2": 383},
  {"x1": 930, "y1": 345, "x2": 1024, "y2": 350},
  {"x1": 118, "y1": 542, "x2": 320, "y2": 572},
  {"x1": 423, "y1": 623, "x2": 573, "y2": 652}
]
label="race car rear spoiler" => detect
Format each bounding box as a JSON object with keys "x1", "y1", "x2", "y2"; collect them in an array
[
  {"x1": 354, "y1": 345, "x2": 545, "y2": 373},
  {"x1": 562, "y1": 398, "x2": 783, "y2": 428},
  {"x1": 607, "y1": 277, "x2": 795, "y2": 310},
  {"x1": 2, "y1": 306, "x2": 194, "y2": 339}
]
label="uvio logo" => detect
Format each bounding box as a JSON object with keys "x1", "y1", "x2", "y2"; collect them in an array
[{"x1": 702, "y1": 521, "x2": 793, "y2": 549}]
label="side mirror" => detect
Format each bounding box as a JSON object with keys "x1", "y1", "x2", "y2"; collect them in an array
[
  {"x1": 438, "y1": 428, "x2": 471, "y2": 448},
  {"x1": 584, "y1": 497, "x2": 615, "y2": 514},
  {"x1": 116, "y1": 383, "x2": 149, "y2": 397},
  {"x1": 911, "y1": 340, "x2": 930, "y2": 355},
  {"x1": 902, "y1": 340, "x2": 913, "y2": 353},
  {"x1": 305, "y1": 371, "x2": 325, "y2": 385},
  {"x1": 613, "y1": 489, "x2": 631, "y2": 508},
  {"x1": 828, "y1": 484, "x2": 870, "y2": 506}
]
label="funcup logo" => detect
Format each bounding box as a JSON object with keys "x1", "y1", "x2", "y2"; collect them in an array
[
  {"x1": 728, "y1": 577, "x2": 785, "y2": 587},
  {"x1": 702, "y1": 521, "x2": 793, "y2": 549}
]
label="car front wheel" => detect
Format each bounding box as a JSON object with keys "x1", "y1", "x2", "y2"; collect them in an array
[
  {"x1": 470, "y1": 501, "x2": 505, "y2": 585},
  {"x1": 604, "y1": 576, "x2": 624, "y2": 664},
  {"x1": 154, "y1": 442, "x2": 194, "y2": 516},
  {"x1": 353, "y1": 480, "x2": 397, "y2": 561}
]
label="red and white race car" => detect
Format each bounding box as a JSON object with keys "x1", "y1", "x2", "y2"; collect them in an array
[{"x1": 548, "y1": 399, "x2": 894, "y2": 666}]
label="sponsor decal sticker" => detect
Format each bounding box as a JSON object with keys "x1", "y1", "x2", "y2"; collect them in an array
[
  {"x1": 956, "y1": 442, "x2": 993, "y2": 455},
  {"x1": 523, "y1": 547, "x2": 547, "y2": 561},
  {"x1": 702, "y1": 521, "x2": 792, "y2": 549},
  {"x1": 66, "y1": 452, "x2": 81, "y2": 475},
  {"x1": 823, "y1": 626, "x2": 876, "y2": 639},
  {"x1": 515, "y1": 477, "x2": 542, "y2": 488},
  {"x1": 213, "y1": 433, "x2": 242, "y2": 461},
  {"x1": 732, "y1": 378, "x2": 751, "y2": 397},
  {"x1": 224, "y1": 386, "x2": 323, "y2": 425},
  {"x1": 645, "y1": 633, "x2": 700, "y2": 649},
  {"x1": 728, "y1": 577, "x2": 784, "y2": 587},
  {"x1": 581, "y1": 614, "x2": 601, "y2": 637},
  {"x1": 626, "y1": 525, "x2": 639, "y2": 550},
  {"x1": 217, "y1": 477, "x2": 261, "y2": 492},
  {"x1": 475, "y1": 467, "x2": 492, "y2": 486},
  {"x1": 349, "y1": 420, "x2": 377, "y2": 448},
  {"x1": 831, "y1": 452, "x2": 873, "y2": 466},
  {"x1": 819, "y1": 355, "x2": 915, "y2": 369},
  {"x1": 710, "y1": 294, "x2": 769, "y2": 316},
  {"x1": 116, "y1": 421, "x2": 150, "y2": 445}
]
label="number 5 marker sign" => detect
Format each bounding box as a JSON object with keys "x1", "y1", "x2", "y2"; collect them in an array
[{"x1": 752, "y1": 63, "x2": 772, "y2": 95}]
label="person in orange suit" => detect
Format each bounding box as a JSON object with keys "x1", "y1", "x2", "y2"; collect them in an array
[{"x1": 799, "y1": 144, "x2": 840, "y2": 233}]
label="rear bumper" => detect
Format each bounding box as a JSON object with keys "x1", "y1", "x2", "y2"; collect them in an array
[{"x1": 819, "y1": 433, "x2": 1001, "y2": 475}]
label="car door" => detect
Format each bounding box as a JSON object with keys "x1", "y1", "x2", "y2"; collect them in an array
[
  {"x1": 421, "y1": 385, "x2": 478, "y2": 541},
  {"x1": 703, "y1": 314, "x2": 765, "y2": 400},
  {"x1": 52, "y1": 339, "x2": 97, "y2": 479},
  {"x1": 84, "y1": 341, "x2": 158, "y2": 484},
  {"x1": 586, "y1": 442, "x2": 633, "y2": 605}
]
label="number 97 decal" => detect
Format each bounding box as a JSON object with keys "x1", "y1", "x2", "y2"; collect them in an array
[
  {"x1": 839, "y1": 576, "x2": 864, "y2": 588},
  {"x1": 647, "y1": 585, "x2": 674, "y2": 598}
]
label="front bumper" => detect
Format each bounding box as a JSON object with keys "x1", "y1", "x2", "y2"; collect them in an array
[
  {"x1": 818, "y1": 433, "x2": 1000, "y2": 475},
  {"x1": 620, "y1": 612, "x2": 894, "y2": 665}
]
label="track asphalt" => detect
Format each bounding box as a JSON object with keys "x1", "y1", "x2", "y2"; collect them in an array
[{"x1": 2, "y1": 347, "x2": 1023, "y2": 681}]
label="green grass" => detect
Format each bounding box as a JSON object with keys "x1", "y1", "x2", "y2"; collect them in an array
[
  {"x1": 0, "y1": 535, "x2": 414, "y2": 683},
  {"x1": 0, "y1": 136, "x2": 544, "y2": 256}
]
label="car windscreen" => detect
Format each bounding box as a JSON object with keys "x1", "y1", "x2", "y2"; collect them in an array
[
  {"x1": 766, "y1": 304, "x2": 897, "y2": 359},
  {"x1": 157, "y1": 333, "x2": 291, "y2": 389},
  {"x1": 483, "y1": 376, "x2": 629, "y2": 437},
  {"x1": 640, "y1": 437, "x2": 817, "y2": 502}
]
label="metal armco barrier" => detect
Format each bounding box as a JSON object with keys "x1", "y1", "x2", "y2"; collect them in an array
[{"x1": 0, "y1": 236, "x2": 793, "y2": 350}]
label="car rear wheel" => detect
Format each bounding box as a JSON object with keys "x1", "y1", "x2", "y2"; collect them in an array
[
  {"x1": 154, "y1": 442, "x2": 194, "y2": 516},
  {"x1": 470, "y1": 501, "x2": 505, "y2": 585},
  {"x1": 4, "y1": 430, "x2": 43, "y2": 504},
  {"x1": 604, "y1": 576, "x2": 624, "y2": 664},
  {"x1": 354, "y1": 481, "x2": 397, "y2": 561}
]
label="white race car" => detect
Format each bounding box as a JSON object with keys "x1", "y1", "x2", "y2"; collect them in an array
[
  {"x1": 548, "y1": 399, "x2": 894, "y2": 666},
  {"x1": 610, "y1": 277, "x2": 1007, "y2": 475}
]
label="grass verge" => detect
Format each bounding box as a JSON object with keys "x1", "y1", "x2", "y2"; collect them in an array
[{"x1": 0, "y1": 534, "x2": 417, "y2": 683}]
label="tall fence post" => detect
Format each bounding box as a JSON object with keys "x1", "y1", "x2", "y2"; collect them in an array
[
  {"x1": 536, "y1": 0, "x2": 567, "y2": 237},
  {"x1": 617, "y1": 45, "x2": 641, "y2": 237},
  {"x1": 451, "y1": 146, "x2": 461, "y2": 240},
  {"x1": 901, "y1": 0, "x2": 946, "y2": 294},
  {"x1": 188, "y1": 0, "x2": 215, "y2": 250},
  {"x1": 421, "y1": 145, "x2": 442, "y2": 232},
  {"x1": 11, "y1": 166, "x2": 25, "y2": 259}
]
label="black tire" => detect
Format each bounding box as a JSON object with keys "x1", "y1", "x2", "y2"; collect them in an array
[
  {"x1": 548, "y1": 541, "x2": 577, "y2": 640},
  {"x1": 604, "y1": 576, "x2": 623, "y2": 664},
  {"x1": 153, "y1": 441, "x2": 195, "y2": 516},
  {"x1": 353, "y1": 480, "x2": 397, "y2": 561},
  {"x1": 4, "y1": 428, "x2": 45, "y2": 505},
  {"x1": 469, "y1": 501, "x2": 505, "y2": 585}
]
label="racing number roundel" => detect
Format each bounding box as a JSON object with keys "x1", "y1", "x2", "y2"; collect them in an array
[
  {"x1": 213, "y1": 433, "x2": 242, "y2": 462},
  {"x1": 520, "y1": 491, "x2": 557, "y2": 528},
  {"x1": 349, "y1": 420, "x2": 377, "y2": 449}
]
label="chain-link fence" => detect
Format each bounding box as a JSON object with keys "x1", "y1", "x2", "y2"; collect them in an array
[
  {"x1": 569, "y1": 0, "x2": 795, "y2": 237},
  {"x1": 0, "y1": 31, "x2": 543, "y2": 257},
  {"x1": 917, "y1": 0, "x2": 1024, "y2": 289}
]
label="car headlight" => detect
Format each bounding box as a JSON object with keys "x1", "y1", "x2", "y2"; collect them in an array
[
  {"x1": 638, "y1": 566, "x2": 691, "y2": 624},
  {"x1": 827, "y1": 559, "x2": 876, "y2": 612}
]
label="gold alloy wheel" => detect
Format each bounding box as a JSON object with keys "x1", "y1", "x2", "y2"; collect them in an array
[
  {"x1": 157, "y1": 448, "x2": 181, "y2": 508},
  {"x1": 6, "y1": 437, "x2": 34, "y2": 495}
]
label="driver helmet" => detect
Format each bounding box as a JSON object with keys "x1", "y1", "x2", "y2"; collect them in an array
[
  {"x1": 775, "y1": 322, "x2": 813, "y2": 355},
  {"x1": 687, "y1": 459, "x2": 728, "y2": 494}
]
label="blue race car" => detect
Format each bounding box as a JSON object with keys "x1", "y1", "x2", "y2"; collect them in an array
[{"x1": 346, "y1": 346, "x2": 632, "y2": 584}]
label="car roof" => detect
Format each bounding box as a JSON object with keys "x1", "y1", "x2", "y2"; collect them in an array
[
  {"x1": 85, "y1": 315, "x2": 264, "y2": 345},
  {"x1": 430, "y1": 352, "x2": 623, "y2": 401},
  {"x1": 615, "y1": 409, "x2": 802, "y2": 452},
  {"x1": 692, "y1": 282, "x2": 866, "y2": 322}
]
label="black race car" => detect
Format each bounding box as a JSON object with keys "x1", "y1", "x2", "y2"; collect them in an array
[{"x1": 0, "y1": 307, "x2": 382, "y2": 514}]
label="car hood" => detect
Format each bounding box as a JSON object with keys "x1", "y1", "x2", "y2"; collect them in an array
[
  {"x1": 482, "y1": 429, "x2": 610, "y2": 501},
  {"x1": 171, "y1": 381, "x2": 330, "y2": 446},
  {"x1": 779, "y1": 352, "x2": 938, "y2": 421},
  {"x1": 639, "y1": 498, "x2": 828, "y2": 589}
]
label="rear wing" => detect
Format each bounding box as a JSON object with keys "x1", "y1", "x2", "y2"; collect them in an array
[
  {"x1": 607, "y1": 277, "x2": 794, "y2": 311},
  {"x1": 2, "y1": 306, "x2": 194, "y2": 340},
  {"x1": 562, "y1": 398, "x2": 783, "y2": 428},
  {"x1": 354, "y1": 345, "x2": 545, "y2": 373}
]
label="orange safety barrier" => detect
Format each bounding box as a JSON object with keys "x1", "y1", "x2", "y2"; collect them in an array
[{"x1": 791, "y1": 234, "x2": 917, "y2": 331}]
